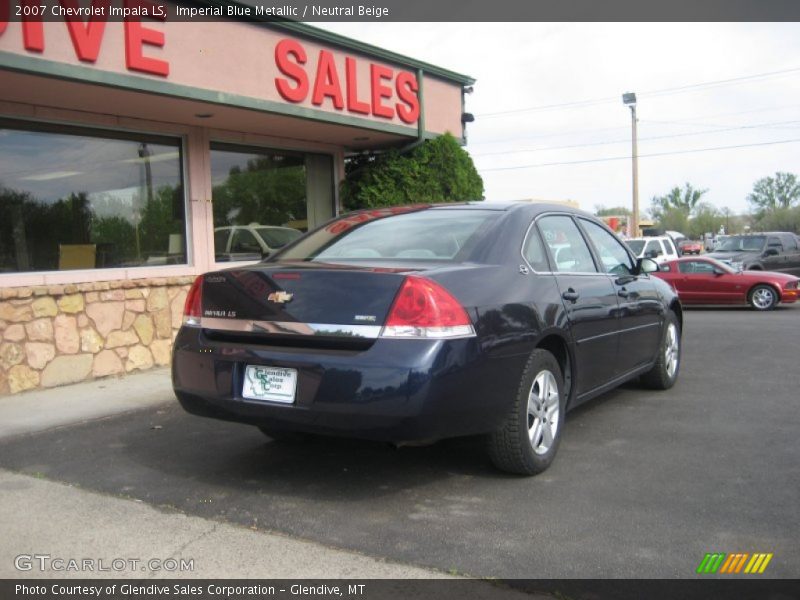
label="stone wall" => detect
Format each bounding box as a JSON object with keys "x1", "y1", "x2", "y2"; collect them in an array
[{"x1": 0, "y1": 277, "x2": 195, "y2": 395}]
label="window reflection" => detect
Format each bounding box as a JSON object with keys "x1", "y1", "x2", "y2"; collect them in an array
[
  {"x1": 0, "y1": 122, "x2": 186, "y2": 272},
  {"x1": 210, "y1": 145, "x2": 307, "y2": 262}
]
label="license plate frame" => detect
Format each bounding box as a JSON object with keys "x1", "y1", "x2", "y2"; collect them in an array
[{"x1": 242, "y1": 365, "x2": 298, "y2": 404}]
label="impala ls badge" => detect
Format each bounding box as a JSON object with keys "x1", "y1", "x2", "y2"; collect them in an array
[{"x1": 267, "y1": 291, "x2": 294, "y2": 304}]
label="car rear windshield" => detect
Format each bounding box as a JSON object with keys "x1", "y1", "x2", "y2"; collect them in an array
[
  {"x1": 276, "y1": 208, "x2": 497, "y2": 262},
  {"x1": 256, "y1": 227, "x2": 302, "y2": 249},
  {"x1": 715, "y1": 235, "x2": 766, "y2": 252}
]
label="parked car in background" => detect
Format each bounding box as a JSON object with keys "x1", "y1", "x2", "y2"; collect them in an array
[
  {"x1": 654, "y1": 256, "x2": 799, "y2": 310},
  {"x1": 706, "y1": 232, "x2": 800, "y2": 276},
  {"x1": 173, "y1": 203, "x2": 683, "y2": 476},
  {"x1": 214, "y1": 224, "x2": 303, "y2": 262},
  {"x1": 678, "y1": 239, "x2": 703, "y2": 255},
  {"x1": 712, "y1": 234, "x2": 730, "y2": 251},
  {"x1": 626, "y1": 236, "x2": 680, "y2": 264}
]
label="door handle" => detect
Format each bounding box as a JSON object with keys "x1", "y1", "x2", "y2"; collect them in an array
[
  {"x1": 618, "y1": 288, "x2": 630, "y2": 299},
  {"x1": 562, "y1": 289, "x2": 580, "y2": 302}
]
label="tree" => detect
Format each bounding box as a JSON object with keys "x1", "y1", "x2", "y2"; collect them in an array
[
  {"x1": 340, "y1": 132, "x2": 484, "y2": 210},
  {"x1": 595, "y1": 206, "x2": 631, "y2": 217},
  {"x1": 652, "y1": 182, "x2": 708, "y2": 217},
  {"x1": 688, "y1": 202, "x2": 723, "y2": 239},
  {"x1": 754, "y1": 206, "x2": 800, "y2": 234},
  {"x1": 747, "y1": 172, "x2": 800, "y2": 212},
  {"x1": 658, "y1": 206, "x2": 690, "y2": 234}
]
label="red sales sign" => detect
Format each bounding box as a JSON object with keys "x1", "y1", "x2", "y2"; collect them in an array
[{"x1": 1, "y1": 4, "x2": 421, "y2": 124}]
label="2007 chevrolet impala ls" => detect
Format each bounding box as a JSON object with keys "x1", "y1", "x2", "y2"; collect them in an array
[{"x1": 172, "y1": 203, "x2": 682, "y2": 475}]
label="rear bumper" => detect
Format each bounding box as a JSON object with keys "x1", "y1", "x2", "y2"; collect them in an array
[{"x1": 172, "y1": 327, "x2": 523, "y2": 443}]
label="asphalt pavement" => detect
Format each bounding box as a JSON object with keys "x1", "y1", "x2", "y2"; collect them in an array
[{"x1": 0, "y1": 304, "x2": 798, "y2": 582}]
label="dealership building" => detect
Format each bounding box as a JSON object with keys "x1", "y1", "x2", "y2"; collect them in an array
[{"x1": 0, "y1": 6, "x2": 474, "y2": 394}]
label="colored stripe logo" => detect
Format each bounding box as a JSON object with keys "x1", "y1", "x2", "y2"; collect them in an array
[{"x1": 696, "y1": 552, "x2": 773, "y2": 574}]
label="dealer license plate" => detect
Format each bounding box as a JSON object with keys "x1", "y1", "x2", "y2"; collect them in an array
[{"x1": 243, "y1": 365, "x2": 297, "y2": 404}]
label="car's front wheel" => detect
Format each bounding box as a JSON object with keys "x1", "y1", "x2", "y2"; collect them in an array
[
  {"x1": 749, "y1": 285, "x2": 778, "y2": 311},
  {"x1": 488, "y1": 349, "x2": 566, "y2": 476},
  {"x1": 641, "y1": 311, "x2": 680, "y2": 390}
]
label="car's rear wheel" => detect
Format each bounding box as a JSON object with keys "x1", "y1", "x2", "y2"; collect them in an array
[
  {"x1": 488, "y1": 349, "x2": 566, "y2": 476},
  {"x1": 641, "y1": 311, "x2": 680, "y2": 390},
  {"x1": 749, "y1": 285, "x2": 778, "y2": 311}
]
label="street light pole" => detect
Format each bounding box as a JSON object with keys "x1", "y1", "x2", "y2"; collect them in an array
[{"x1": 622, "y1": 92, "x2": 639, "y2": 237}]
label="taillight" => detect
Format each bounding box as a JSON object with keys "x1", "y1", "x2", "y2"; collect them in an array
[
  {"x1": 182, "y1": 275, "x2": 203, "y2": 327},
  {"x1": 382, "y1": 276, "x2": 475, "y2": 339}
]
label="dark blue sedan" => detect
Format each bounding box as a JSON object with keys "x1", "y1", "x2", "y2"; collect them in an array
[{"x1": 172, "y1": 203, "x2": 682, "y2": 475}]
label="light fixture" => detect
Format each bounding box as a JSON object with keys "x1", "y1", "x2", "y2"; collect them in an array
[
  {"x1": 463, "y1": 86, "x2": 474, "y2": 94},
  {"x1": 461, "y1": 113, "x2": 475, "y2": 123},
  {"x1": 622, "y1": 92, "x2": 637, "y2": 105}
]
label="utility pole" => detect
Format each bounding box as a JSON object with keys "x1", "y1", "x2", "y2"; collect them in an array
[{"x1": 622, "y1": 92, "x2": 639, "y2": 237}]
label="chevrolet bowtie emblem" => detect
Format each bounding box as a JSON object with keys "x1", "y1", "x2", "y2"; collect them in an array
[{"x1": 267, "y1": 291, "x2": 294, "y2": 304}]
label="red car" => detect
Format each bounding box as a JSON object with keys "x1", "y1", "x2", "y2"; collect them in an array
[
  {"x1": 678, "y1": 240, "x2": 703, "y2": 255},
  {"x1": 654, "y1": 257, "x2": 799, "y2": 310}
]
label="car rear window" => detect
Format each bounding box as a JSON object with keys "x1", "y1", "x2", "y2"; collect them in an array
[{"x1": 277, "y1": 208, "x2": 498, "y2": 262}]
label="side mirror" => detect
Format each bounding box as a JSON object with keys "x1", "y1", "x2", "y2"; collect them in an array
[
  {"x1": 645, "y1": 250, "x2": 659, "y2": 259},
  {"x1": 713, "y1": 269, "x2": 724, "y2": 276},
  {"x1": 764, "y1": 248, "x2": 779, "y2": 257},
  {"x1": 637, "y1": 257, "x2": 659, "y2": 274}
]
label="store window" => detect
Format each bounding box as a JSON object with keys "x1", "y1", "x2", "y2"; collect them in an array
[
  {"x1": 0, "y1": 121, "x2": 186, "y2": 273},
  {"x1": 210, "y1": 143, "x2": 334, "y2": 262}
]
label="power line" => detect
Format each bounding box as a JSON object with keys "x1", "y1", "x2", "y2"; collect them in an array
[
  {"x1": 480, "y1": 138, "x2": 800, "y2": 171},
  {"x1": 473, "y1": 120, "x2": 800, "y2": 157},
  {"x1": 476, "y1": 66, "x2": 800, "y2": 119}
]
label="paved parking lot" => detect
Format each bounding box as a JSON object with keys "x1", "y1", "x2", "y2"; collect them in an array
[{"x1": 1, "y1": 304, "x2": 798, "y2": 579}]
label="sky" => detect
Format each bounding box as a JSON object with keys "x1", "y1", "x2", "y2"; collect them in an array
[{"x1": 315, "y1": 22, "x2": 800, "y2": 216}]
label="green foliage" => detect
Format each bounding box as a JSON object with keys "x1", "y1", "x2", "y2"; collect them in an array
[
  {"x1": 651, "y1": 182, "x2": 708, "y2": 221},
  {"x1": 747, "y1": 172, "x2": 800, "y2": 213},
  {"x1": 595, "y1": 206, "x2": 631, "y2": 217},
  {"x1": 658, "y1": 206, "x2": 690, "y2": 234},
  {"x1": 212, "y1": 157, "x2": 307, "y2": 228},
  {"x1": 754, "y1": 205, "x2": 800, "y2": 234},
  {"x1": 341, "y1": 133, "x2": 484, "y2": 210},
  {"x1": 687, "y1": 202, "x2": 723, "y2": 239}
]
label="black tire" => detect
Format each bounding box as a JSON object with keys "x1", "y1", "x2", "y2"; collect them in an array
[
  {"x1": 257, "y1": 427, "x2": 309, "y2": 442},
  {"x1": 640, "y1": 311, "x2": 681, "y2": 390},
  {"x1": 748, "y1": 284, "x2": 778, "y2": 311},
  {"x1": 488, "y1": 349, "x2": 566, "y2": 476}
]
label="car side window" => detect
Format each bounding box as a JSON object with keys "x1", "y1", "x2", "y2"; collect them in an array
[
  {"x1": 579, "y1": 219, "x2": 635, "y2": 276},
  {"x1": 664, "y1": 238, "x2": 677, "y2": 256},
  {"x1": 645, "y1": 240, "x2": 662, "y2": 257},
  {"x1": 537, "y1": 215, "x2": 598, "y2": 273},
  {"x1": 522, "y1": 224, "x2": 551, "y2": 272},
  {"x1": 679, "y1": 260, "x2": 714, "y2": 274}
]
